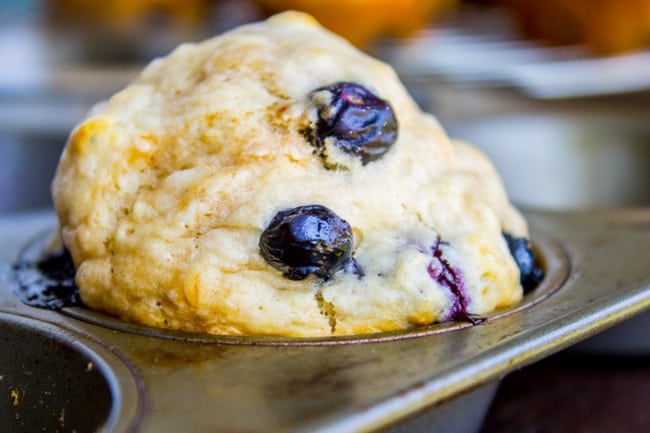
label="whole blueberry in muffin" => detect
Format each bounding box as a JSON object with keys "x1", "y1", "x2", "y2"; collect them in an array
[
  {"x1": 260, "y1": 205, "x2": 354, "y2": 280},
  {"x1": 503, "y1": 232, "x2": 544, "y2": 293},
  {"x1": 309, "y1": 82, "x2": 398, "y2": 165}
]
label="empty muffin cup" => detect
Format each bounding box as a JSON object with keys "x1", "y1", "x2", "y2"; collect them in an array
[{"x1": 0, "y1": 313, "x2": 141, "y2": 433}]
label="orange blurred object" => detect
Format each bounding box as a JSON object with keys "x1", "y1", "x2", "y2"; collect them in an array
[
  {"x1": 498, "y1": 0, "x2": 650, "y2": 54},
  {"x1": 256, "y1": 0, "x2": 459, "y2": 47},
  {"x1": 48, "y1": 0, "x2": 210, "y2": 24},
  {"x1": 44, "y1": 0, "x2": 221, "y2": 62}
]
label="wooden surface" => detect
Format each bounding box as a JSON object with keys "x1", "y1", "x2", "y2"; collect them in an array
[{"x1": 480, "y1": 351, "x2": 650, "y2": 433}]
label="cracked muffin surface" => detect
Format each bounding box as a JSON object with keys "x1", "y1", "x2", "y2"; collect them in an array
[{"x1": 52, "y1": 11, "x2": 531, "y2": 337}]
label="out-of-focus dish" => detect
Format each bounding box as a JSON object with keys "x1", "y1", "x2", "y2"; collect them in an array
[
  {"x1": 379, "y1": 6, "x2": 650, "y2": 98},
  {"x1": 445, "y1": 112, "x2": 650, "y2": 210}
]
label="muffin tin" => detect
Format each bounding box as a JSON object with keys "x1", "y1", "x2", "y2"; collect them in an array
[
  {"x1": 1, "y1": 207, "x2": 648, "y2": 433},
  {"x1": 444, "y1": 110, "x2": 650, "y2": 357},
  {"x1": 0, "y1": 312, "x2": 141, "y2": 433}
]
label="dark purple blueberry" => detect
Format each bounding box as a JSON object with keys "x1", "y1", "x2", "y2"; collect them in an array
[
  {"x1": 309, "y1": 82, "x2": 398, "y2": 165},
  {"x1": 12, "y1": 247, "x2": 83, "y2": 310},
  {"x1": 503, "y1": 232, "x2": 544, "y2": 293},
  {"x1": 427, "y1": 237, "x2": 471, "y2": 321},
  {"x1": 259, "y1": 205, "x2": 355, "y2": 280}
]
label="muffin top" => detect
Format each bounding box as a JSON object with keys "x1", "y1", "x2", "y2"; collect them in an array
[{"x1": 52, "y1": 11, "x2": 528, "y2": 337}]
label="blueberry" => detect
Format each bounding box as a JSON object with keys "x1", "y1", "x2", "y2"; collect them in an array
[
  {"x1": 259, "y1": 205, "x2": 355, "y2": 280},
  {"x1": 309, "y1": 82, "x2": 398, "y2": 165},
  {"x1": 12, "y1": 247, "x2": 83, "y2": 310},
  {"x1": 503, "y1": 232, "x2": 544, "y2": 293}
]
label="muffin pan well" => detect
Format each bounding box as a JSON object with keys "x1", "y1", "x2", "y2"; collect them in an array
[
  {"x1": 0, "y1": 313, "x2": 142, "y2": 433},
  {"x1": 12, "y1": 225, "x2": 567, "y2": 346},
  {"x1": 1, "y1": 208, "x2": 649, "y2": 433}
]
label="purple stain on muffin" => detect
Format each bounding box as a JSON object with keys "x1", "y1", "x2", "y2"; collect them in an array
[
  {"x1": 427, "y1": 237, "x2": 470, "y2": 321},
  {"x1": 308, "y1": 82, "x2": 398, "y2": 165}
]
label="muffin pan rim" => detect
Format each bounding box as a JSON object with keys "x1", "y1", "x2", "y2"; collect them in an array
[
  {"x1": 13, "y1": 225, "x2": 569, "y2": 346},
  {"x1": 0, "y1": 208, "x2": 648, "y2": 433},
  {"x1": 0, "y1": 310, "x2": 144, "y2": 433}
]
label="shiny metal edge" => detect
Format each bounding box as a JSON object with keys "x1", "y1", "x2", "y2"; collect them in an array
[
  {"x1": 15, "y1": 225, "x2": 569, "y2": 346},
  {"x1": 0, "y1": 311, "x2": 143, "y2": 433},
  {"x1": 0, "y1": 208, "x2": 648, "y2": 433}
]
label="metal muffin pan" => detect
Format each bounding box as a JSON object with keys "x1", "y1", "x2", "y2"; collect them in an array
[
  {"x1": 0, "y1": 208, "x2": 648, "y2": 433},
  {"x1": 0, "y1": 312, "x2": 141, "y2": 433},
  {"x1": 14, "y1": 223, "x2": 566, "y2": 346},
  {"x1": 445, "y1": 110, "x2": 650, "y2": 356}
]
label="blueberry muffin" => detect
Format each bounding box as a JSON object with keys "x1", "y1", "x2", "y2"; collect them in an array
[{"x1": 52, "y1": 11, "x2": 540, "y2": 337}]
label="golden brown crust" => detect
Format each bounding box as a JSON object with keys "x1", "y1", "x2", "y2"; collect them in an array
[{"x1": 53, "y1": 12, "x2": 526, "y2": 337}]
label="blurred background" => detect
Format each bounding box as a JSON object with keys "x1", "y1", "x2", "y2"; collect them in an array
[
  {"x1": 0, "y1": 1, "x2": 648, "y2": 431},
  {"x1": 1, "y1": 0, "x2": 649, "y2": 213}
]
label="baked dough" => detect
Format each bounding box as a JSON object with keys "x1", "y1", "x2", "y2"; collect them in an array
[{"x1": 52, "y1": 11, "x2": 529, "y2": 337}]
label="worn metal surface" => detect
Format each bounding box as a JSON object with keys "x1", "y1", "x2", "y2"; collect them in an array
[
  {"x1": 0, "y1": 208, "x2": 648, "y2": 433},
  {"x1": 0, "y1": 313, "x2": 142, "y2": 433}
]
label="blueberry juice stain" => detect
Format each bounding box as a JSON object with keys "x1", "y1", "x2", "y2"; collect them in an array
[
  {"x1": 427, "y1": 238, "x2": 471, "y2": 322},
  {"x1": 12, "y1": 247, "x2": 83, "y2": 310}
]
